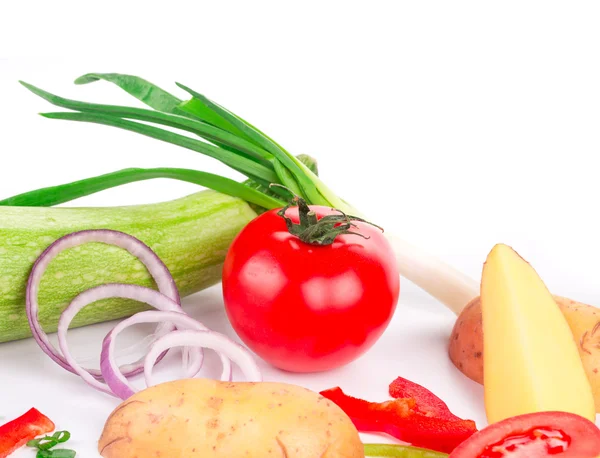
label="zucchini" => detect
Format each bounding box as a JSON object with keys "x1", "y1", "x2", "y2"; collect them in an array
[{"x1": 0, "y1": 190, "x2": 257, "y2": 343}]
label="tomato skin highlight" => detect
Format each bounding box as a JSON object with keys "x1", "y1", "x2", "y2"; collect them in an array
[
  {"x1": 222, "y1": 205, "x2": 400, "y2": 372},
  {"x1": 448, "y1": 412, "x2": 600, "y2": 458}
]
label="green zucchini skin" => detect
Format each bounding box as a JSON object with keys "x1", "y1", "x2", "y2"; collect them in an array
[{"x1": 0, "y1": 191, "x2": 257, "y2": 343}]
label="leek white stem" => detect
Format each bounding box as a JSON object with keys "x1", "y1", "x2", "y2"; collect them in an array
[{"x1": 386, "y1": 233, "x2": 479, "y2": 315}]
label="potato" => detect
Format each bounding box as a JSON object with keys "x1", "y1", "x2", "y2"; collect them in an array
[
  {"x1": 99, "y1": 378, "x2": 364, "y2": 458},
  {"x1": 448, "y1": 297, "x2": 485, "y2": 384},
  {"x1": 449, "y1": 295, "x2": 600, "y2": 412}
]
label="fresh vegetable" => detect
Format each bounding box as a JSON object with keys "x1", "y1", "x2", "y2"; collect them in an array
[
  {"x1": 27, "y1": 430, "x2": 70, "y2": 450},
  {"x1": 0, "y1": 408, "x2": 55, "y2": 458},
  {"x1": 481, "y1": 244, "x2": 595, "y2": 423},
  {"x1": 27, "y1": 430, "x2": 76, "y2": 458},
  {"x1": 27, "y1": 230, "x2": 261, "y2": 398},
  {"x1": 448, "y1": 297, "x2": 486, "y2": 385},
  {"x1": 0, "y1": 190, "x2": 257, "y2": 343},
  {"x1": 102, "y1": 309, "x2": 235, "y2": 399},
  {"x1": 389, "y1": 376, "x2": 462, "y2": 421},
  {"x1": 222, "y1": 196, "x2": 399, "y2": 372},
  {"x1": 98, "y1": 379, "x2": 364, "y2": 458},
  {"x1": 26, "y1": 229, "x2": 184, "y2": 380},
  {"x1": 35, "y1": 451, "x2": 76, "y2": 458},
  {"x1": 364, "y1": 444, "x2": 448, "y2": 457},
  {"x1": 560, "y1": 297, "x2": 600, "y2": 413},
  {"x1": 142, "y1": 329, "x2": 261, "y2": 388},
  {"x1": 448, "y1": 411, "x2": 600, "y2": 458},
  {"x1": 61, "y1": 287, "x2": 263, "y2": 398},
  {"x1": 0, "y1": 73, "x2": 480, "y2": 347},
  {"x1": 321, "y1": 383, "x2": 477, "y2": 453},
  {"x1": 449, "y1": 295, "x2": 600, "y2": 413}
]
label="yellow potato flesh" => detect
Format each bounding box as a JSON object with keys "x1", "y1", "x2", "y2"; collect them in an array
[{"x1": 481, "y1": 244, "x2": 595, "y2": 423}]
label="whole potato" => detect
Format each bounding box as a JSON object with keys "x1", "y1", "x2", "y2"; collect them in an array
[{"x1": 99, "y1": 378, "x2": 364, "y2": 458}]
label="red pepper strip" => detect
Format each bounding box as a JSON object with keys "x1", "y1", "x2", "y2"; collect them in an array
[
  {"x1": 321, "y1": 387, "x2": 477, "y2": 454},
  {"x1": 389, "y1": 376, "x2": 462, "y2": 421},
  {"x1": 0, "y1": 408, "x2": 55, "y2": 458}
]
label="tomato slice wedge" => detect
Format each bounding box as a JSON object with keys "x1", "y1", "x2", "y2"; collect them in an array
[{"x1": 449, "y1": 412, "x2": 600, "y2": 458}]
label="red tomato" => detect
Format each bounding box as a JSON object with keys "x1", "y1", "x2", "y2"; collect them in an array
[
  {"x1": 449, "y1": 412, "x2": 600, "y2": 458},
  {"x1": 222, "y1": 205, "x2": 399, "y2": 372}
]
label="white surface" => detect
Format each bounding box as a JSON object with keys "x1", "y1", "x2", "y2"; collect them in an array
[{"x1": 2, "y1": 1, "x2": 600, "y2": 454}]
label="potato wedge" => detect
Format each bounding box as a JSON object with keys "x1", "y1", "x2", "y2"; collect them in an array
[{"x1": 449, "y1": 295, "x2": 600, "y2": 412}]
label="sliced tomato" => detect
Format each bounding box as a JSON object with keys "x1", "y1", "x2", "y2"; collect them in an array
[{"x1": 449, "y1": 411, "x2": 600, "y2": 458}]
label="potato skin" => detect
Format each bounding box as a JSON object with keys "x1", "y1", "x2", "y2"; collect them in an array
[
  {"x1": 99, "y1": 379, "x2": 364, "y2": 458},
  {"x1": 448, "y1": 297, "x2": 484, "y2": 384},
  {"x1": 449, "y1": 295, "x2": 600, "y2": 412}
]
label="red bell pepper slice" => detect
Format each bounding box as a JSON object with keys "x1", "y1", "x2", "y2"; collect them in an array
[
  {"x1": 389, "y1": 376, "x2": 462, "y2": 421},
  {"x1": 321, "y1": 385, "x2": 477, "y2": 454},
  {"x1": 0, "y1": 408, "x2": 55, "y2": 458}
]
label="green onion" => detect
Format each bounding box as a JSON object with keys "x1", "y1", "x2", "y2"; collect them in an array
[
  {"x1": 36, "y1": 449, "x2": 76, "y2": 458},
  {"x1": 28, "y1": 430, "x2": 75, "y2": 458},
  {"x1": 27, "y1": 437, "x2": 58, "y2": 450},
  {"x1": 52, "y1": 431, "x2": 71, "y2": 443},
  {"x1": 75, "y1": 73, "x2": 183, "y2": 113},
  {"x1": 364, "y1": 443, "x2": 449, "y2": 458},
  {"x1": 20, "y1": 82, "x2": 275, "y2": 167},
  {"x1": 0, "y1": 73, "x2": 481, "y2": 343},
  {"x1": 0, "y1": 167, "x2": 285, "y2": 209},
  {"x1": 40, "y1": 111, "x2": 279, "y2": 185}
]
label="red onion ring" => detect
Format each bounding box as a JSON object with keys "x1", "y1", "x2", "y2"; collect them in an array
[
  {"x1": 145, "y1": 329, "x2": 262, "y2": 387},
  {"x1": 26, "y1": 230, "x2": 181, "y2": 379},
  {"x1": 100, "y1": 310, "x2": 234, "y2": 399},
  {"x1": 57, "y1": 284, "x2": 197, "y2": 395},
  {"x1": 27, "y1": 229, "x2": 262, "y2": 398}
]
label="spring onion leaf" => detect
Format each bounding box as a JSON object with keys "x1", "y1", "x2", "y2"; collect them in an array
[
  {"x1": 39, "y1": 111, "x2": 279, "y2": 184},
  {"x1": 28, "y1": 430, "x2": 76, "y2": 458},
  {"x1": 0, "y1": 168, "x2": 286, "y2": 209},
  {"x1": 36, "y1": 449, "x2": 76, "y2": 458},
  {"x1": 52, "y1": 431, "x2": 70, "y2": 443},
  {"x1": 27, "y1": 437, "x2": 58, "y2": 450},
  {"x1": 273, "y1": 159, "x2": 304, "y2": 198},
  {"x1": 69, "y1": 75, "x2": 337, "y2": 207},
  {"x1": 184, "y1": 87, "x2": 349, "y2": 211},
  {"x1": 19, "y1": 74, "x2": 356, "y2": 213},
  {"x1": 242, "y1": 153, "x2": 320, "y2": 211},
  {"x1": 176, "y1": 82, "x2": 329, "y2": 206},
  {"x1": 19, "y1": 82, "x2": 274, "y2": 167},
  {"x1": 179, "y1": 97, "x2": 256, "y2": 142},
  {"x1": 27, "y1": 431, "x2": 71, "y2": 449},
  {"x1": 74, "y1": 73, "x2": 182, "y2": 114},
  {"x1": 295, "y1": 154, "x2": 318, "y2": 176},
  {"x1": 176, "y1": 83, "x2": 352, "y2": 212},
  {"x1": 181, "y1": 84, "x2": 353, "y2": 212},
  {"x1": 364, "y1": 443, "x2": 448, "y2": 457},
  {"x1": 37, "y1": 440, "x2": 59, "y2": 451}
]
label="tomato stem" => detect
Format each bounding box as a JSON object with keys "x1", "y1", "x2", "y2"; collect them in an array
[{"x1": 274, "y1": 188, "x2": 383, "y2": 246}]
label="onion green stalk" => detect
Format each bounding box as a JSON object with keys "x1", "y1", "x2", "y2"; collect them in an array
[
  {"x1": 0, "y1": 73, "x2": 478, "y2": 342},
  {"x1": 364, "y1": 443, "x2": 448, "y2": 458}
]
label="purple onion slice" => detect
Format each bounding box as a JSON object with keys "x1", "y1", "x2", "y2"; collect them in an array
[
  {"x1": 26, "y1": 229, "x2": 181, "y2": 379},
  {"x1": 56, "y1": 284, "x2": 193, "y2": 395},
  {"x1": 145, "y1": 329, "x2": 262, "y2": 388},
  {"x1": 100, "y1": 309, "x2": 233, "y2": 399},
  {"x1": 27, "y1": 229, "x2": 262, "y2": 398}
]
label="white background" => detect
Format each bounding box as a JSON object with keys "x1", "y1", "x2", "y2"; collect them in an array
[{"x1": 1, "y1": 1, "x2": 600, "y2": 455}]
